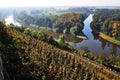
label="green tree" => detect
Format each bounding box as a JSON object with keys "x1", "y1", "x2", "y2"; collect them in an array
[
  {"x1": 59, "y1": 35, "x2": 65, "y2": 46},
  {"x1": 31, "y1": 30, "x2": 37, "y2": 38},
  {"x1": 81, "y1": 46, "x2": 89, "y2": 53},
  {"x1": 37, "y1": 30, "x2": 47, "y2": 41},
  {"x1": 23, "y1": 28, "x2": 32, "y2": 35},
  {"x1": 37, "y1": 30, "x2": 44, "y2": 38}
]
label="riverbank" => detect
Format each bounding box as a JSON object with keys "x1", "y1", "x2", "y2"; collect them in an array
[
  {"x1": 76, "y1": 35, "x2": 87, "y2": 40},
  {"x1": 99, "y1": 33, "x2": 120, "y2": 45}
]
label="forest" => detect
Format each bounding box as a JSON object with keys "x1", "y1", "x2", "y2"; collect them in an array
[
  {"x1": 12, "y1": 8, "x2": 87, "y2": 36},
  {"x1": 91, "y1": 9, "x2": 120, "y2": 40}
]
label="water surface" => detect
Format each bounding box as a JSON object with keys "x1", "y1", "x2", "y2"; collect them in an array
[
  {"x1": 68, "y1": 14, "x2": 120, "y2": 56},
  {"x1": 82, "y1": 14, "x2": 94, "y2": 40}
]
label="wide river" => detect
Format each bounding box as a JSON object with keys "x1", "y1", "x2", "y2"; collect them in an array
[{"x1": 68, "y1": 14, "x2": 120, "y2": 56}]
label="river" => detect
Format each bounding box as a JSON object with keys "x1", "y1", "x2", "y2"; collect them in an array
[
  {"x1": 82, "y1": 14, "x2": 94, "y2": 40},
  {"x1": 68, "y1": 14, "x2": 120, "y2": 56},
  {"x1": 4, "y1": 15, "x2": 120, "y2": 56}
]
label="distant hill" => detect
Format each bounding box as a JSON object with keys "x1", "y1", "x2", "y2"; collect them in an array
[{"x1": 95, "y1": 6, "x2": 120, "y2": 9}]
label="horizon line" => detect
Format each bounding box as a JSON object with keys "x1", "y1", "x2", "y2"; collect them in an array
[{"x1": 0, "y1": 5, "x2": 120, "y2": 8}]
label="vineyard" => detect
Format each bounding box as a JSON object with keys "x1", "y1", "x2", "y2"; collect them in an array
[{"x1": 0, "y1": 21, "x2": 120, "y2": 80}]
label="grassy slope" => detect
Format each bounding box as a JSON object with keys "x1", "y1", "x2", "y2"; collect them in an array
[
  {"x1": 0, "y1": 22, "x2": 120, "y2": 80},
  {"x1": 99, "y1": 33, "x2": 120, "y2": 45}
]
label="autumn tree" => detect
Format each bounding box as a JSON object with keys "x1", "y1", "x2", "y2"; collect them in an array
[{"x1": 112, "y1": 22, "x2": 120, "y2": 39}]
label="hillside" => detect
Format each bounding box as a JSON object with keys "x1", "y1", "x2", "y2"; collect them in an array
[
  {"x1": 53, "y1": 13, "x2": 85, "y2": 36},
  {"x1": 91, "y1": 9, "x2": 120, "y2": 34},
  {"x1": 13, "y1": 11, "x2": 85, "y2": 36},
  {"x1": 101, "y1": 19, "x2": 120, "y2": 40},
  {"x1": 0, "y1": 21, "x2": 120, "y2": 80}
]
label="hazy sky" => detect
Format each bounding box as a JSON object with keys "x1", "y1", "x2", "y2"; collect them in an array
[{"x1": 0, "y1": 0, "x2": 120, "y2": 7}]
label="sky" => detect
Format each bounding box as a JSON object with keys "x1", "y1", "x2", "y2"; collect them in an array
[{"x1": 0, "y1": 0, "x2": 120, "y2": 7}]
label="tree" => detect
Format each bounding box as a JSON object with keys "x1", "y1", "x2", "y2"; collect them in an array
[
  {"x1": 37, "y1": 30, "x2": 47, "y2": 41},
  {"x1": 70, "y1": 26, "x2": 82, "y2": 36},
  {"x1": 112, "y1": 22, "x2": 120, "y2": 39},
  {"x1": 23, "y1": 28, "x2": 32, "y2": 35},
  {"x1": 59, "y1": 35, "x2": 65, "y2": 46},
  {"x1": 47, "y1": 36, "x2": 58, "y2": 46},
  {"x1": 31, "y1": 30, "x2": 37, "y2": 38},
  {"x1": 81, "y1": 46, "x2": 89, "y2": 53}
]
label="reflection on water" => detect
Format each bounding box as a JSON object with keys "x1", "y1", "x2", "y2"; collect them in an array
[
  {"x1": 73, "y1": 38, "x2": 120, "y2": 56},
  {"x1": 67, "y1": 14, "x2": 120, "y2": 56},
  {"x1": 100, "y1": 38, "x2": 120, "y2": 56},
  {"x1": 48, "y1": 32, "x2": 83, "y2": 43}
]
